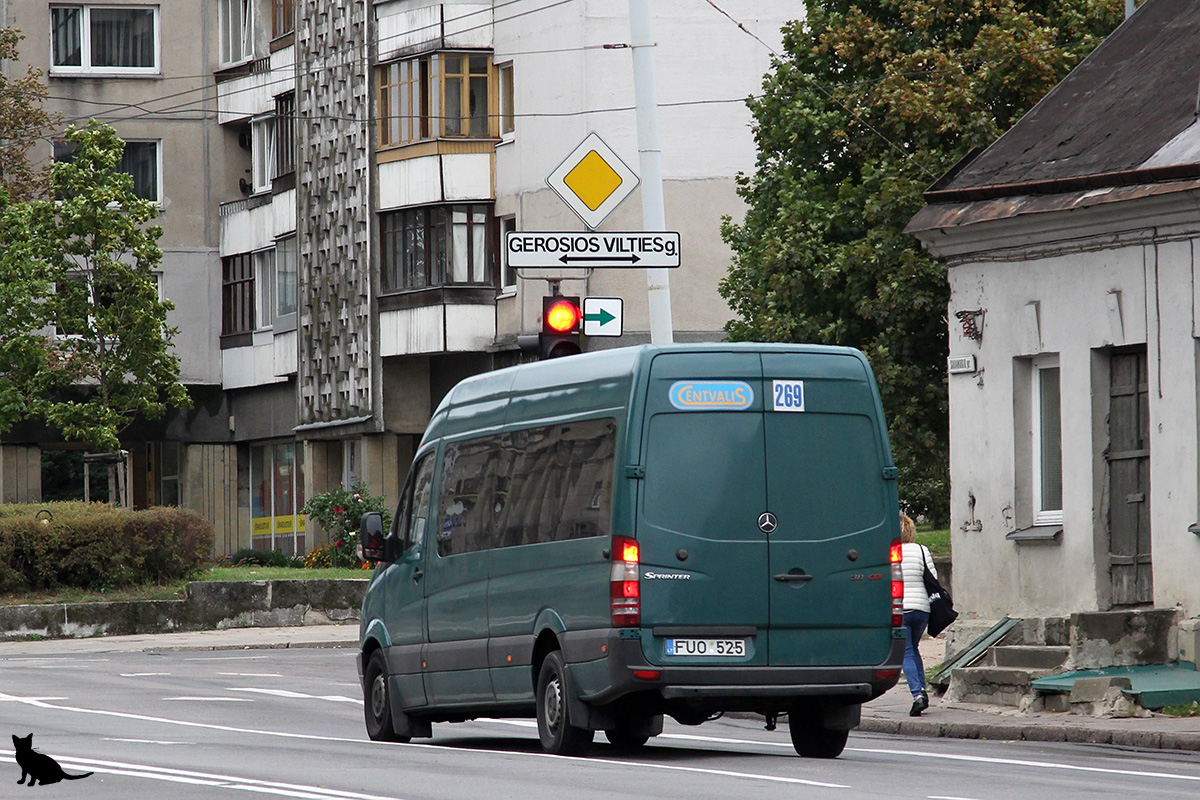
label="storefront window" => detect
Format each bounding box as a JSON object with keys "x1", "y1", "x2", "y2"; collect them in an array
[{"x1": 251, "y1": 441, "x2": 306, "y2": 553}]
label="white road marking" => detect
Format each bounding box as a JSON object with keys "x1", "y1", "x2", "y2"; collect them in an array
[
  {"x1": 0, "y1": 695, "x2": 66, "y2": 701},
  {"x1": 850, "y1": 745, "x2": 1200, "y2": 783},
  {"x1": 0, "y1": 751, "x2": 409, "y2": 800},
  {"x1": 163, "y1": 696, "x2": 255, "y2": 702},
  {"x1": 930, "y1": 796, "x2": 988, "y2": 800},
  {"x1": 0, "y1": 692, "x2": 846, "y2": 789},
  {"x1": 103, "y1": 738, "x2": 189, "y2": 745},
  {"x1": 230, "y1": 687, "x2": 359, "y2": 704},
  {"x1": 122, "y1": 672, "x2": 171, "y2": 677},
  {"x1": 184, "y1": 655, "x2": 269, "y2": 661},
  {"x1": 220, "y1": 672, "x2": 284, "y2": 677}
]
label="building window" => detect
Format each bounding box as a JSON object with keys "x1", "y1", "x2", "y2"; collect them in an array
[
  {"x1": 149, "y1": 440, "x2": 182, "y2": 506},
  {"x1": 377, "y1": 52, "x2": 493, "y2": 147},
  {"x1": 1033, "y1": 357, "x2": 1063, "y2": 525},
  {"x1": 53, "y1": 138, "x2": 160, "y2": 202},
  {"x1": 342, "y1": 440, "x2": 359, "y2": 490},
  {"x1": 275, "y1": 235, "x2": 297, "y2": 316},
  {"x1": 222, "y1": 252, "x2": 255, "y2": 335},
  {"x1": 219, "y1": 0, "x2": 252, "y2": 65},
  {"x1": 498, "y1": 62, "x2": 514, "y2": 137},
  {"x1": 252, "y1": 115, "x2": 275, "y2": 193},
  {"x1": 251, "y1": 441, "x2": 306, "y2": 554},
  {"x1": 255, "y1": 249, "x2": 276, "y2": 328},
  {"x1": 380, "y1": 204, "x2": 494, "y2": 292},
  {"x1": 500, "y1": 216, "x2": 517, "y2": 289},
  {"x1": 51, "y1": 5, "x2": 158, "y2": 74},
  {"x1": 275, "y1": 93, "x2": 296, "y2": 177},
  {"x1": 272, "y1": 0, "x2": 294, "y2": 39},
  {"x1": 120, "y1": 140, "x2": 160, "y2": 201}
]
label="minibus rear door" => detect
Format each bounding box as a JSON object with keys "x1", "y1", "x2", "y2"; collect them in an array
[
  {"x1": 760, "y1": 352, "x2": 895, "y2": 667},
  {"x1": 637, "y1": 351, "x2": 770, "y2": 664}
]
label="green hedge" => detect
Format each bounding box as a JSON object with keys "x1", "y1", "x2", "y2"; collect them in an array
[{"x1": 0, "y1": 502, "x2": 214, "y2": 593}]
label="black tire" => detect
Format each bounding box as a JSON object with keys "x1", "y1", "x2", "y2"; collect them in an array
[
  {"x1": 789, "y1": 720, "x2": 848, "y2": 758},
  {"x1": 604, "y1": 728, "x2": 650, "y2": 750},
  {"x1": 536, "y1": 650, "x2": 594, "y2": 755},
  {"x1": 364, "y1": 649, "x2": 411, "y2": 743}
]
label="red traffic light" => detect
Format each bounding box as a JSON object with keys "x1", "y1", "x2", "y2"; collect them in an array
[{"x1": 544, "y1": 298, "x2": 581, "y2": 333}]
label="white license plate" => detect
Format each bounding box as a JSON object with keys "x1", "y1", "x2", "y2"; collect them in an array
[{"x1": 664, "y1": 638, "x2": 746, "y2": 657}]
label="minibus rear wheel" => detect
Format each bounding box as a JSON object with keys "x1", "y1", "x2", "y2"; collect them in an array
[
  {"x1": 789, "y1": 719, "x2": 848, "y2": 758},
  {"x1": 364, "y1": 649, "x2": 411, "y2": 743},
  {"x1": 536, "y1": 650, "x2": 594, "y2": 755},
  {"x1": 604, "y1": 729, "x2": 649, "y2": 750}
]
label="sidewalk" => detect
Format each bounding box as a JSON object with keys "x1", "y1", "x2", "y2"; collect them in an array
[
  {"x1": 5, "y1": 626, "x2": 1200, "y2": 752},
  {"x1": 859, "y1": 636, "x2": 1200, "y2": 752}
]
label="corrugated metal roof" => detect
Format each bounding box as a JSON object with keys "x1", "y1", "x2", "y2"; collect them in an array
[{"x1": 926, "y1": 0, "x2": 1200, "y2": 201}]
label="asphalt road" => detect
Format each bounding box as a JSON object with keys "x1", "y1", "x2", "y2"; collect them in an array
[{"x1": 3, "y1": 647, "x2": 1200, "y2": 799}]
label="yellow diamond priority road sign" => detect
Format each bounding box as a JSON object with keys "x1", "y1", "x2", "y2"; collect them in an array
[{"x1": 547, "y1": 133, "x2": 639, "y2": 229}]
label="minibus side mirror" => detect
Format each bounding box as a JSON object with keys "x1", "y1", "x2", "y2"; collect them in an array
[{"x1": 358, "y1": 512, "x2": 386, "y2": 562}]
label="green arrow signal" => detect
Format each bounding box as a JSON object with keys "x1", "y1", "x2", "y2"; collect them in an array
[{"x1": 584, "y1": 308, "x2": 616, "y2": 326}]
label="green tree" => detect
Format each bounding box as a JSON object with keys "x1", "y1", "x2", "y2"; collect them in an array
[
  {"x1": 0, "y1": 190, "x2": 57, "y2": 431},
  {"x1": 33, "y1": 120, "x2": 190, "y2": 452},
  {"x1": 0, "y1": 28, "x2": 59, "y2": 200},
  {"x1": 720, "y1": 0, "x2": 1123, "y2": 523}
]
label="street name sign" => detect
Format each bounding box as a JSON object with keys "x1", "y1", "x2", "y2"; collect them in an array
[
  {"x1": 547, "y1": 133, "x2": 639, "y2": 229},
  {"x1": 583, "y1": 297, "x2": 623, "y2": 337},
  {"x1": 506, "y1": 231, "x2": 681, "y2": 269}
]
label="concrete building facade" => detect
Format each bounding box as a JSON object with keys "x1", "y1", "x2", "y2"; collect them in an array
[{"x1": 2, "y1": 1, "x2": 793, "y2": 556}]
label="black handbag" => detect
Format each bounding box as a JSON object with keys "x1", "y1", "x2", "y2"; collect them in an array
[{"x1": 921, "y1": 546, "x2": 958, "y2": 637}]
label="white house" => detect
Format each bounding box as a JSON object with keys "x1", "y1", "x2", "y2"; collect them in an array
[{"x1": 906, "y1": 0, "x2": 1200, "y2": 624}]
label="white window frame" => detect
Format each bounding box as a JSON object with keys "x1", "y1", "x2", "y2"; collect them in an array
[
  {"x1": 251, "y1": 115, "x2": 276, "y2": 194},
  {"x1": 254, "y1": 248, "x2": 277, "y2": 330},
  {"x1": 499, "y1": 216, "x2": 517, "y2": 291},
  {"x1": 1032, "y1": 356, "x2": 1064, "y2": 526},
  {"x1": 50, "y1": 4, "x2": 160, "y2": 76},
  {"x1": 498, "y1": 62, "x2": 514, "y2": 140},
  {"x1": 219, "y1": 0, "x2": 253, "y2": 66},
  {"x1": 274, "y1": 234, "x2": 297, "y2": 317}
]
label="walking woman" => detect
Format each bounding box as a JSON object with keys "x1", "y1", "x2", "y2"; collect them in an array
[{"x1": 900, "y1": 513, "x2": 935, "y2": 716}]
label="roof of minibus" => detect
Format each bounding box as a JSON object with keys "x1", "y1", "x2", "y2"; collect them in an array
[{"x1": 421, "y1": 343, "x2": 872, "y2": 447}]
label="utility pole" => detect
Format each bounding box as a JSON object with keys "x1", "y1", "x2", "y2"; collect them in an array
[{"x1": 628, "y1": 0, "x2": 674, "y2": 344}]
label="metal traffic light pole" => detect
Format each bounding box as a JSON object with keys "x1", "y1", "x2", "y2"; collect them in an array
[{"x1": 628, "y1": 0, "x2": 674, "y2": 345}]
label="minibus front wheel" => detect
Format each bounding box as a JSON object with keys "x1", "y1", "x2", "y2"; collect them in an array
[
  {"x1": 536, "y1": 650, "x2": 595, "y2": 755},
  {"x1": 364, "y1": 650, "x2": 411, "y2": 743}
]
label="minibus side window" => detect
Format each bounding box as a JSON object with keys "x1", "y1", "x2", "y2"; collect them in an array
[
  {"x1": 500, "y1": 418, "x2": 615, "y2": 546},
  {"x1": 436, "y1": 438, "x2": 495, "y2": 556},
  {"x1": 405, "y1": 455, "x2": 436, "y2": 553}
]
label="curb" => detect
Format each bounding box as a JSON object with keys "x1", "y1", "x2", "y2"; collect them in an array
[{"x1": 857, "y1": 716, "x2": 1200, "y2": 751}]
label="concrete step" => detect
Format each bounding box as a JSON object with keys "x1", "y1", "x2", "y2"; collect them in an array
[
  {"x1": 945, "y1": 666, "x2": 1057, "y2": 707},
  {"x1": 984, "y1": 645, "x2": 1070, "y2": 669}
]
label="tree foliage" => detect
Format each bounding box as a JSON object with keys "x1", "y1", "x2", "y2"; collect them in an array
[
  {"x1": 720, "y1": 0, "x2": 1123, "y2": 522},
  {"x1": 0, "y1": 28, "x2": 59, "y2": 201},
  {"x1": 0, "y1": 120, "x2": 189, "y2": 451}
]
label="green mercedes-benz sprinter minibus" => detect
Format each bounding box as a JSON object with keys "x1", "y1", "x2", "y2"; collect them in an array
[{"x1": 357, "y1": 343, "x2": 904, "y2": 757}]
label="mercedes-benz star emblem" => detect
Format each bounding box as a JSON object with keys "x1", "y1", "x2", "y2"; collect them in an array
[{"x1": 758, "y1": 512, "x2": 778, "y2": 533}]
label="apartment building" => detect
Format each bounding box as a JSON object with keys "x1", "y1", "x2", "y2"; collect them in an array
[{"x1": 3, "y1": 0, "x2": 791, "y2": 556}]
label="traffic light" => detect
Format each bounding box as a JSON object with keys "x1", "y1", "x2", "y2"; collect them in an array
[{"x1": 539, "y1": 295, "x2": 582, "y2": 359}]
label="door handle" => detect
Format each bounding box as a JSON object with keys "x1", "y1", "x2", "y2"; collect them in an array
[
  {"x1": 412, "y1": 568, "x2": 423, "y2": 582},
  {"x1": 774, "y1": 572, "x2": 813, "y2": 583}
]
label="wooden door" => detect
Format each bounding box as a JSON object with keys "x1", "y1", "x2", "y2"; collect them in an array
[{"x1": 1107, "y1": 348, "x2": 1151, "y2": 606}]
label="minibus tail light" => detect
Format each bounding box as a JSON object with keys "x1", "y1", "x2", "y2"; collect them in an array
[
  {"x1": 890, "y1": 538, "x2": 904, "y2": 627},
  {"x1": 611, "y1": 535, "x2": 640, "y2": 627}
]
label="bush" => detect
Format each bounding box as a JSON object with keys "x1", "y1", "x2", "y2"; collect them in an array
[
  {"x1": 227, "y1": 548, "x2": 300, "y2": 568},
  {"x1": 302, "y1": 484, "x2": 391, "y2": 568},
  {"x1": 0, "y1": 503, "x2": 215, "y2": 593}
]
